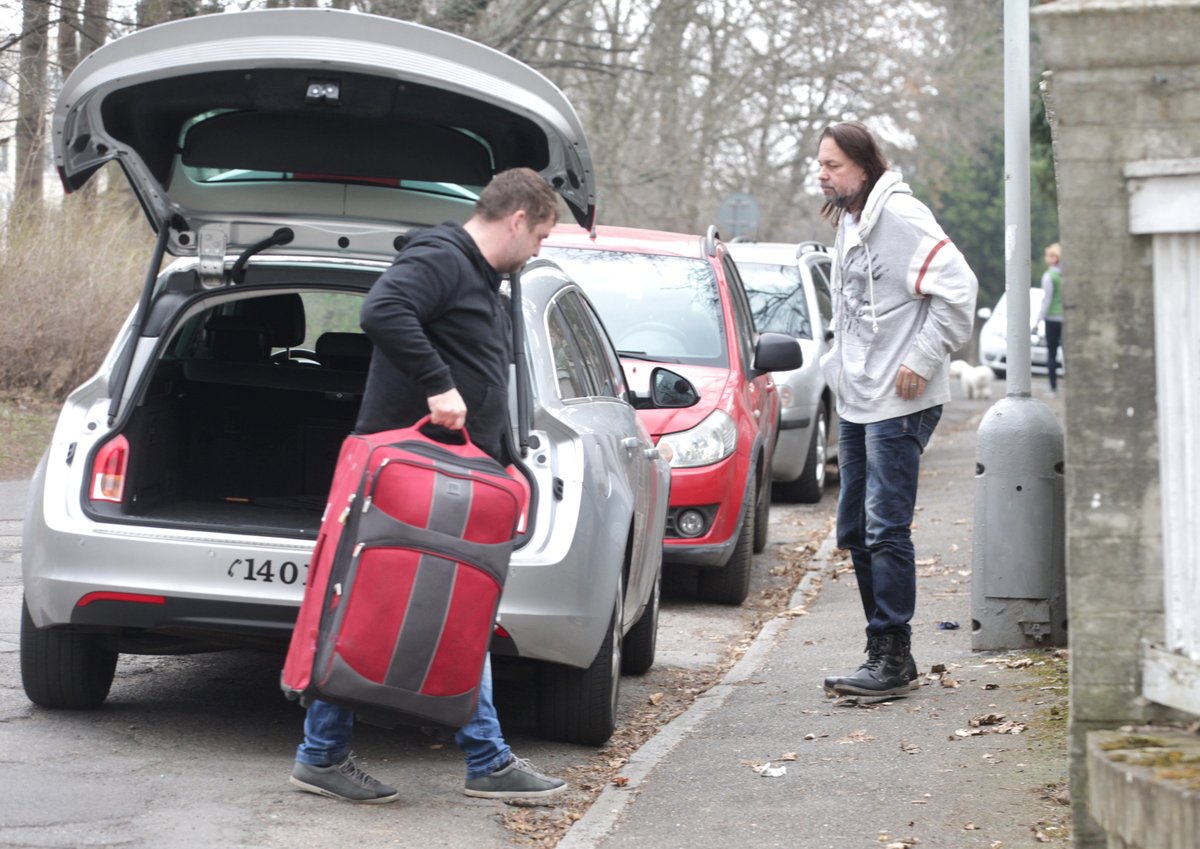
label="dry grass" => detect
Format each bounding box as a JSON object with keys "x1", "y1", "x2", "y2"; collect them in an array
[
  {"x1": 0, "y1": 391, "x2": 60, "y2": 480},
  {"x1": 0, "y1": 182, "x2": 153, "y2": 399}
]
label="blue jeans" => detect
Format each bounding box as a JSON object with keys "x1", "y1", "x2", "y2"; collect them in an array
[
  {"x1": 836, "y1": 407, "x2": 942, "y2": 638},
  {"x1": 295, "y1": 654, "x2": 511, "y2": 779}
]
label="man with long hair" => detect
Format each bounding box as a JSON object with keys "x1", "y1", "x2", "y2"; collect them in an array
[{"x1": 816, "y1": 122, "x2": 978, "y2": 697}]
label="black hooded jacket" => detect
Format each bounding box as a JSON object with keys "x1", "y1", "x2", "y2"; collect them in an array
[{"x1": 356, "y1": 221, "x2": 512, "y2": 462}]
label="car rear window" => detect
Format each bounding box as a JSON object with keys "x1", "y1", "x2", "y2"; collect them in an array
[{"x1": 738, "y1": 262, "x2": 813, "y2": 340}]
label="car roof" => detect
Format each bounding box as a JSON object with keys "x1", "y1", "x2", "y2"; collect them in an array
[
  {"x1": 727, "y1": 241, "x2": 831, "y2": 264},
  {"x1": 545, "y1": 224, "x2": 707, "y2": 259}
]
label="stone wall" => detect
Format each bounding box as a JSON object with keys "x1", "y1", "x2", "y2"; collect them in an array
[{"x1": 1031, "y1": 0, "x2": 1200, "y2": 845}]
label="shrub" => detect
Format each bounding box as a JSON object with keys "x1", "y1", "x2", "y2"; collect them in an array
[{"x1": 0, "y1": 182, "x2": 153, "y2": 399}]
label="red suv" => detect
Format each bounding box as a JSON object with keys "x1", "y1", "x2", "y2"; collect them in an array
[{"x1": 543, "y1": 225, "x2": 801, "y2": 604}]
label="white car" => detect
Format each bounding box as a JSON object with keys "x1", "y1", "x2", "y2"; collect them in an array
[
  {"x1": 978, "y1": 290, "x2": 1065, "y2": 378},
  {"x1": 21, "y1": 8, "x2": 691, "y2": 747},
  {"x1": 728, "y1": 241, "x2": 839, "y2": 503}
]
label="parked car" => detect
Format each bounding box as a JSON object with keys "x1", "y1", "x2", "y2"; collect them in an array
[
  {"x1": 542, "y1": 225, "x2": 801, "y2": 605},
  {"x1": 21, "y1": 8, "x2": 696, "y2": 748},
  {"x1": 978, "y1": 289, "x2": 1065, "y2": 378},
  {"x1": 727, "y1": 240, "x2": 839, "y2": 503}
]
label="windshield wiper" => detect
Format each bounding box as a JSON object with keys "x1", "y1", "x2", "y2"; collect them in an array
[{"x1": 618, "y1": 350, "x2": 681, "y2": 363}]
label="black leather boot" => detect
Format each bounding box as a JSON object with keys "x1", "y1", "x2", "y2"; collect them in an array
[{"x1": 825, "y1": 632, "x2": 917, "y2": 697}]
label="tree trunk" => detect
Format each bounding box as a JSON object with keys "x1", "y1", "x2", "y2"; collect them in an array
[
  {"x1": 58, "y1": 0, "x2": 81, "y2": 80},
  {"x1": 80, "y1": 0, "x2": 110, "y2": 59},
  {"x1": 15, "y1": 0, "x2": 51, "y2": 211}
]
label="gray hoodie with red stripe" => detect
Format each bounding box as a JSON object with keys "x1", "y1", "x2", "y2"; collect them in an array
[{"x1": 820, "y1": 170, "x2": 978, "y2": 425}]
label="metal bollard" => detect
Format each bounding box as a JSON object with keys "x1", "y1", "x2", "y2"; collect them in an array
[{"x1": 971, "y1": 395, "x2": 1067, "y2": 649}]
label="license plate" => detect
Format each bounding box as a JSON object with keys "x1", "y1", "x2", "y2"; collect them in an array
[{"x1": 227, "y1": 556, "x2": 309, "y2": 586}]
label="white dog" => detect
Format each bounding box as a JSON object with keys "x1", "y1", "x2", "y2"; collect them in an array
[
  {"x1": 949, "y1": 359, "x2": 969, "y2": 379},
  {"x1": 961, "y1": 364, "x2": 994, "y2": 400}
]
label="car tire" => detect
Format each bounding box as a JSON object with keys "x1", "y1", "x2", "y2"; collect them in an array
[
  {"x1": 697, "y1": 497, "x2": 754, "y2": 606},
  {"x1": 752, "y1": 473, "x2": 772, "y2": 553},
  {"x1": 778, "y1": 405, "x2": 828, "y2": 504},
  {"x1": 621, "y1": 570, "x2": 660, "y2": 675},
  {"x1": 535, "y1": 585, "x2": 622, "y2": 746},
  {"x1": 20, "y1": 597, "x2": 117, "y2": 710}
]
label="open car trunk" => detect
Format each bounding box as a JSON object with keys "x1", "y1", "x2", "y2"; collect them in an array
[
  {"x1": 92, "y1": 277, "x2": 379, "y2": 537},
  {"x1": 90, "y1": 268, "x2": 531, "y2": 540},
  {"x1": 116, "y1": 361, "x2": 362, "y2": 537}
]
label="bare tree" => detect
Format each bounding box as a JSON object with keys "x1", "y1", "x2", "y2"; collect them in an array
[
  {"x1": 79, "y1": 0, "x2": 112, "y2": 58},
  {"x1": 15, "y1": 0, "x2": 50, "y2": 210}
]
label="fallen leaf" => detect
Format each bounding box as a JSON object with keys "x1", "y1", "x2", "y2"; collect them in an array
[
  {"x1": 941, "y1": 676, "x2": 960, "y2": 688},
  {"x1": 970, "y1": 713, "x2": 1007, "y2": 727},
  {"x1": 900, "y1": 741, "x2": 921, "y2": 754},
  {"x1": 983, "y1": 683, "x2": 1000, "y2": 690},
  {"x1": 648, "y1": 692, "x2": 664, "y2": 705},
  {"x1": 837, "y1": 729, "x2": 877, "y2": 743},
  {"x1": 755, "y1": 763, "x2": 787, "y2": 777},
  {"x1": 780, "y1": 752, "x2": 798, "y2": 761},
  {"x1": 611, "y1": 776, "x2": 630, "y2": 788},
  {"x1": 964, "y1": 823, "x2": 980, "y2": 830}
]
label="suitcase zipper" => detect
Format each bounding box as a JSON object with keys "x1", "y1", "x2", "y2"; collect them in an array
[{"x1": 338, "y1": 493, "x2": 356, "y2": 524}]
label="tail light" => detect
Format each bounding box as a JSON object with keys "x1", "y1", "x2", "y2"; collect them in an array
[{"x1": 90, "y1": 435, "x2": 129, "y2": 503}]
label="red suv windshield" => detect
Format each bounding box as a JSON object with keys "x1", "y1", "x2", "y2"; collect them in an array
[{"x1": 543, "y1": 246, "x2": 729, "y2": 367}]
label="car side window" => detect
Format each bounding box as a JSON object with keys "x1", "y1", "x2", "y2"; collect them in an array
[
  {"x1": 721, "y1": 253, "x2": 757, "y2": 371},
  {"x1": 545, "y1": 302, "x2": 592, "y2": 400},
  {"x1": 810, "y1": 257, "x2": 834, "y2": 326},
  {"x1": 560, "y1": 290, "x2": 628, "y2": 399}
]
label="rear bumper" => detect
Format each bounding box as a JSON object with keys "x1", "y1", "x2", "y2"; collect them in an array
[{"x1": 23, "y1": 495, "x2": 624, "y2": 671}]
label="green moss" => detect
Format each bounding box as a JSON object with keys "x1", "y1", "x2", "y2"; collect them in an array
[{"x1": 1097, "y1": 735, "x2": 1171, "y2": 752}]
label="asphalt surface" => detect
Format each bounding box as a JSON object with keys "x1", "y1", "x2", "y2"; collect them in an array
[{"x1": 0, "y1": 380, "x2": 1070, "y2": 848}]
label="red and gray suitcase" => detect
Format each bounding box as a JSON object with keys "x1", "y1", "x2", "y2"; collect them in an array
[{"x1": 281, "y1": 418, "x2": 525, "y2": 728}]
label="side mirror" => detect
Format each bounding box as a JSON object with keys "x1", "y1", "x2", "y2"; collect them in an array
[
  {"x1": 633, "y1": 367, "x2": 700, "y2": 409},
  {"x1": 751, "y1": 331, "x2": 802, "y2": 376}
]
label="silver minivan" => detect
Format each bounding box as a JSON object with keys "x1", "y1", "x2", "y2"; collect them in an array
[{"x1": 21, "y1": 8, "x2": 689, "y2": 747}]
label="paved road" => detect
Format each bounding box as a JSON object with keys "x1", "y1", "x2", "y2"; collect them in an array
[{"x1": 0, "y1": 471, "x2": 834, "y2": 848}]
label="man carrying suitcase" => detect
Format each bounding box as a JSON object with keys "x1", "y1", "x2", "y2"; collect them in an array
[{"x1": 289, "y1": 167, "x2": 566, "y2": 804}]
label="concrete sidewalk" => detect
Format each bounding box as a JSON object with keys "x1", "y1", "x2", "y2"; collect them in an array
[{"x1": 559, "y1": 387, "x2": 1071, "y2": 849}]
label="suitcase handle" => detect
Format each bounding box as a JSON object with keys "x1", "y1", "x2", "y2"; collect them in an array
[{"x1": 413, "y1": 414, "x2": 473, "y2": 447}]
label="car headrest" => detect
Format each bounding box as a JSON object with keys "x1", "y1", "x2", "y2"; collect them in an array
[
  {"x1": 237, "y1": 294, "x2": 306, "y2": 348},
  {"x1": 315, "y1": 331, "x2": 374, "y2": 371},
  {"x1": 204, "y1": 314, "x2": 269, "y2": 363}
]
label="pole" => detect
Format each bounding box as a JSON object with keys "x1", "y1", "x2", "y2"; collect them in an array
[
  {"x1": 970, "y1": 0, "x2": 1066, "y2": 650},
  {"x1": 1004, "y1": 0, "x2": 1032, "y2": 393}
]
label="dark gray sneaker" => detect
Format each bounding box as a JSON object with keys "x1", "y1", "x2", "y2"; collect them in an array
[
  {"x1": 290, "y1": 755, "x2": 399, "y2": 804},
  {"x1": 463, "y1": 756, "x2": 567, "y2": 800}
]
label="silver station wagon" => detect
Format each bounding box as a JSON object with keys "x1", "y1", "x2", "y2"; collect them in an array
[{"x1": 21, "y1": 8, "x2": 690, "y2": 747}]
